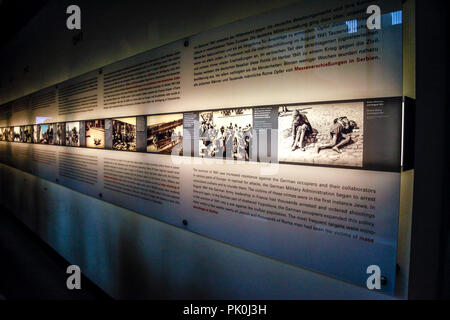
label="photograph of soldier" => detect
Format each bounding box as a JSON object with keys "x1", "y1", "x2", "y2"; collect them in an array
[
  {"x1": 13, "y1": 127, "x2": 21, "y2": 142},
  {"x1": 86, "y1": 120, "x2": 105, "y2": 148},
  {"x1": 278, "y1": 102, "x2": 363, "y2": 167},
  {"x1": 55, "y1": 123, "x2": 65, "y2": 146},
  {"x1": 38, "y1": 124, "x2": 54, "y2": 144},
  {"x1": 113, "y1": 117, "x2": 136, "y2": 151},
  {"x1": 20, "y1": 126, "x2": 33, "y2": 143},
  {"x1": 199, "y1": 108, "x2": 253, "y2": 161},
  {"x1": 66, "y1": 122, "x2": 80, "y2": 147},
  {"x1": 147, "y1": 113, "x2": 183, "y2": 155}
]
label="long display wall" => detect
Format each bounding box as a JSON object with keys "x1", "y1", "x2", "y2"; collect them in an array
[
  {"x1": 0, "y1": 97, "x2": 401, "y2": 170},
  {"x1": 0, "y1": 0, "x2": 405, "y2": 294}
]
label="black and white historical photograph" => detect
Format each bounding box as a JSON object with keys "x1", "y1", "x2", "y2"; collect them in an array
[
  {"x1": 38, "y1": 123, "x2": 54, "y2": 144},
  {"x1": 199, "y1": 108, "x2": 253, "y2": 160},
  {"x1": 113, "y1": 117, "x2": 136, "y2": 151},
  {"x1": 147, "y1": 113, "x2": 183, "y2": 155},
  {"x1": 55, "y1": 123, "x2": 65, "y2": 146},
  {"x1": 85, "y1": 120, "x2": 105, "y2": 148},
  {"x1": 33, "y1": 125, "x2": 38, "y2": 143},
  {"x1": 20, "y1": 126, "x2": 33, "y2": 143},
  {"x1": 0, "y1": 128, "x2": 6, "y2": 141},
  {"x1": 6, "y1": 127, "x2": 13, "y2": 142},
  {"x1": 13, "y1": 127, "x2": 21, "y2": 142},
  {"x1": 65, "y1": 122, "x2": 80, "y2": 147},
  {"x1": 278, "y1": 102, "x2": 364, "y2": 167}
]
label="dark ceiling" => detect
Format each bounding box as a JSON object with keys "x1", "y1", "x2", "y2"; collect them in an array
[{"x1": 0, "y1": 0, "x2": 48, "y2": 50}]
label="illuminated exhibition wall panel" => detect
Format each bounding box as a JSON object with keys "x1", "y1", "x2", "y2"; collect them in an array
[{"x1": 0, "y1": 0, "x2": 408, "y2": 295}]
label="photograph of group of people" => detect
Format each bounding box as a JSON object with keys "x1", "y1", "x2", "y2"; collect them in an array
[
  {"x1": 278, "y1": 101, "x2": 364, "y2": 167},
  {"x1": 0, "y1": 128, "x2": 9, "y2": 141},
  {"x1": 65, "y1": 122, "x2": 80, "y2": 147},
  {"x1": 20, "y1": 126, "x2": 33, "y2": 143},
  {"x1": 112, "y1": 117, "x2": 136, "y2": 151},
  {"x1": 55, "y1": 123, "x2": 65, "y2": 146},
  {"x1": 38, "y1": 123, "x2": 54, "y2": 144},
  {"x1": 13, "y1": 127, "x2": 21, "y2": 142},
  {"x1": 199, "y1": 108, "x2": 253, "y2": 161}
]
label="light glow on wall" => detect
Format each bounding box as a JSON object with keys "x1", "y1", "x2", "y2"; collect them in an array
[
  {"x1": 391, "y1": 10, "x2": 402, "y2": 25},
  {"x1": 346, "y1": 19, "x2": 357, "y2": 33}
]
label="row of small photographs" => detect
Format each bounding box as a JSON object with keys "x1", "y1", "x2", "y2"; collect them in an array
[
  {"x1": 0, "y1": 115, "x2": 184, "y2": 155},
  {"x1": 0, "y1": 102, "x2": 364, "y2": 167},
  {"x1": 0, "y1": 126, "x2": 34, "y2": 143}
]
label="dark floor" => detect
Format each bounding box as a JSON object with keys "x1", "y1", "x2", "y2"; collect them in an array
[{"x1": 0, "y1": 206, "x2": 111, "y2": 300}]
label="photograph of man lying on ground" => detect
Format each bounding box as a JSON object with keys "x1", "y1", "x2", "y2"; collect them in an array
[{"x1": 278, "y1": 101, "x2": 363, "y2": 167}]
